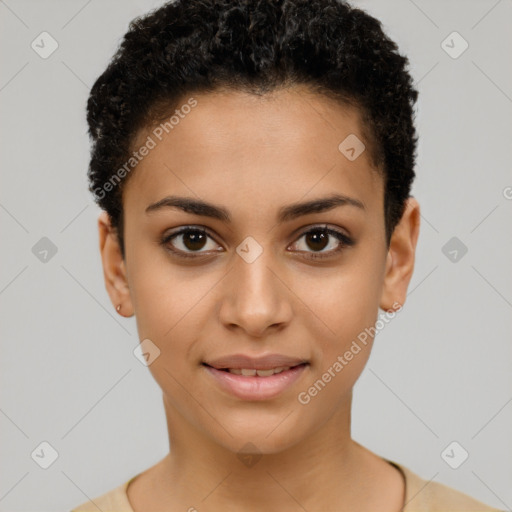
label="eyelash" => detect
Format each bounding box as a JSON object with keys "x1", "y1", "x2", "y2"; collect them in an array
[{"x1": 160, "y1": 225, "x2": 354, "y2": 261}]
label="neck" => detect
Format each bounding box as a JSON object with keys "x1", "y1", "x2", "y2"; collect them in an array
[{"x1": 147, "y1": 392, "x2": 387, "y2": 512}]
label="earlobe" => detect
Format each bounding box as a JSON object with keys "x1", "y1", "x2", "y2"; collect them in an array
[
  {"x1": 97, "y1": 211, "x2": 134, "y2": 317},
  {"x1": 379, "y1": 197, "x2": 421, "y2": 313}
]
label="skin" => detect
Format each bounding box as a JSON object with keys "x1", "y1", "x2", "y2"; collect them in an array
[{"x1": 98, "y1": 85, "x2": 420, "y2": 511}]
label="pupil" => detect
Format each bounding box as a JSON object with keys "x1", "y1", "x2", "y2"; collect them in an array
[
  {"x1": 306, "y1": 230, "x2": 328, "y2": 251},
  {"x1": 184, "y1": 231, "x2": 206, "y2": 251}
]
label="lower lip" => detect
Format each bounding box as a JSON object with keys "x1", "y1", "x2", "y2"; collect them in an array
[{"x1": 203, "y1": 363, "x2": 308, "y2": 401}]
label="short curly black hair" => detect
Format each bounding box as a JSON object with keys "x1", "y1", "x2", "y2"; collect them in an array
[{"x1": 86, "y1": 0, "x2": 418, "y2": 257}]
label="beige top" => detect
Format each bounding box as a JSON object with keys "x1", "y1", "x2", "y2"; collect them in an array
[{"x1": 70, "y1": 460, "x2": 503, "y2": 511}]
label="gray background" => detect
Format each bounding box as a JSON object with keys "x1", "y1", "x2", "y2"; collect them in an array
[{"x1": 1, "y1": 0, "x2": 511, "y2": 510}]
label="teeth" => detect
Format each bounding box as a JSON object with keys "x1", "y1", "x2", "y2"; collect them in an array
[
  {"x1": 255, "y1": 369, "x2": 275, "y2": 377},
  {"x1": 228, "y1": 366, "x2": 293, "y2": 376}
]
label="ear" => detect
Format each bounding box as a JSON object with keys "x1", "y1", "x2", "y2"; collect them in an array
[
  {"x1": 98, "y1": 211, "x2": 134, "y2": 317},
  {"x1": 379, "y1": 197, "x2": 421, "y2": 313}
]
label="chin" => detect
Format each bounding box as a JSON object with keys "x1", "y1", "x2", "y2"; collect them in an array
[{"x1": 208, "y1": 420, "x2": 307, "y2": 456}]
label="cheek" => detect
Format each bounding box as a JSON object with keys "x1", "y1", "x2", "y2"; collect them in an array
[
  {"x1": 295, "y1": 274, "x2": 378, "y2": 413},
  {"x1": 300, "y1": 258, "x2": 384, "y2": 338},
  {"x1": 126, "y1": 241, "x2": 199, "y2": 339},
  {"x1": 298, "y1": 255, "x2": 384, "y2": 379},
  {"x1": 127, "y1": 254, "x2": 219, "y2": 379}
]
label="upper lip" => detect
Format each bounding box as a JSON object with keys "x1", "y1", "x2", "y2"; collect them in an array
[{"x1": 203, "y1": 353, "x2": 309, "y2": 370}]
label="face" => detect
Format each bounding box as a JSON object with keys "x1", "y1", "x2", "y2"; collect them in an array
[{"x1": 99, "y1": 86, "x2": 420, "y2": 455}]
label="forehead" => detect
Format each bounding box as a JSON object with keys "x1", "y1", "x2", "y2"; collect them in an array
[{"x1": 123, "y1": 86, "x2": 383, "y2": 223}]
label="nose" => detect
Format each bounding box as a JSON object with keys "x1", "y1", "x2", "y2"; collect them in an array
[{"x1": 217, "y1": 244, "x2": 293, "y2": 338}]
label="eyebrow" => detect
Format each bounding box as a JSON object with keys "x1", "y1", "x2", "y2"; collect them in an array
[{"x1": 145, "y1": 193, "x2": 366, "y2": 223}]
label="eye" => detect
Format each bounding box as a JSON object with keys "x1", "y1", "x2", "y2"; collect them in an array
[
  {"x1": 161, "y1": 224, "x2": 354, "y2": 260},
  {"x1": 161, "y1": 227, "x2": 222, "y2": 259},
  {"x1": 289, "y1": 225, "x2": 354, "y2": 260}
]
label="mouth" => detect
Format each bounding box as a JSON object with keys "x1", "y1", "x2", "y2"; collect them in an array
[
  {"x1": 201, "y1": 362, "x2": 309, "y2": 401},
  {"x1": 202, "y1": 362, "x2": 308, "y2": 377}
]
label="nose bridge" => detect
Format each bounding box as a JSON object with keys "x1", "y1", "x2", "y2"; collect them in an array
[{"x1": 219, "y1": 234, "x2": 291, "y2": 335}]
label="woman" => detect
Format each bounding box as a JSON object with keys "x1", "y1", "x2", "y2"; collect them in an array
[{"x1": 71, "y1": 0, "x2": 502, "y2": 510}]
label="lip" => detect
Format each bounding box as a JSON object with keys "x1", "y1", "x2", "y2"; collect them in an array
[
  {"x1": 204, "y1": 353, "x2": 308, "y2": 370},
  {"x1": 203, "y1": 362, "x2": 309, "y2": 401}
]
